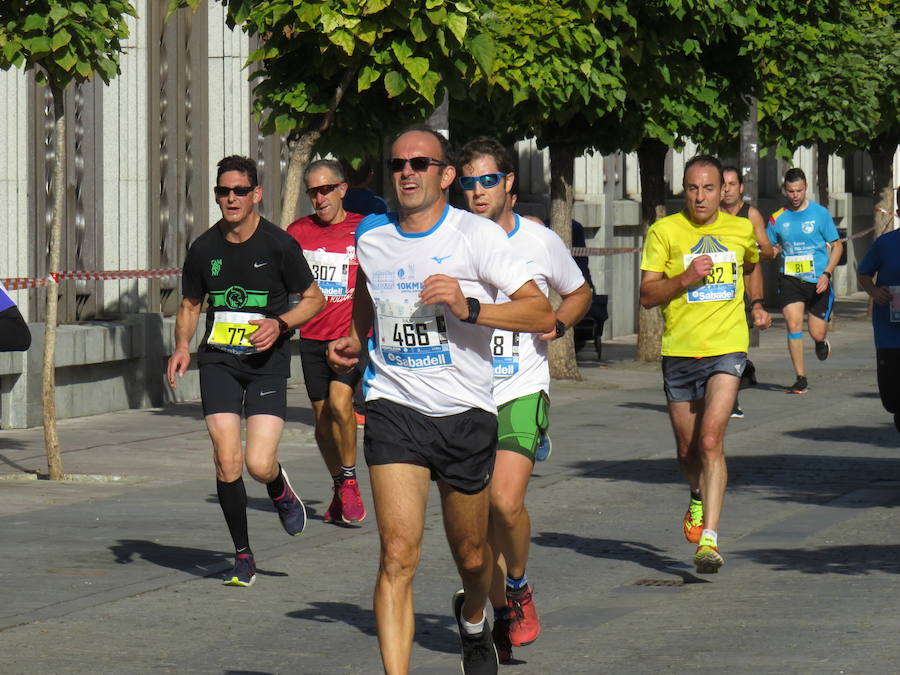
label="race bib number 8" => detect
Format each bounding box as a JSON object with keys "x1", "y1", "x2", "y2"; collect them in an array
[
  {"x1": 890, "y1": 286, "x2": 900, "y2": 323},
  {"x1": 784, "y1": 254, "x2": 815, "y2": 278},
  {"x1": 492, "y1": 330, "x2": 520, "y2": 378},
  {"x1": 683, "y1": 251, "x2": 738, "y2": 303},
  {"x1": 305, "y1": 250, "x2": 350, "y2": 297},
  {"x1": 208, "y1": 311, "x2": 264, "y2": 355},
  {"x1": 376, "y1": 301, "x2": 452, "y2": 369}
]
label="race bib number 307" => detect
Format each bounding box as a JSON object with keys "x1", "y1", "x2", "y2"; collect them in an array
[
  {"x1": 683, "y1": 251, "x2": 738, "y2": 303},
  {"x1": 305, "y1": 250, "x2": 350, "y2": 297},
  {"x1": 376, "y1": 301, "x2": 452, "y2": 369}
]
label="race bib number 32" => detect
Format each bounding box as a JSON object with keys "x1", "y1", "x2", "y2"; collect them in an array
[
  {"x1": 683, "y1": 251, "x2": 738, "y2": 303},
  {"x1": 208, "y1": 311, "x2": 264, "y2": 355},
  {"x1": 376, "y1": 301, "x2": 452, "y2": 369}
]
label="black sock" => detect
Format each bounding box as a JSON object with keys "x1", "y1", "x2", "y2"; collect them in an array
[
  {"x1": 340, "y1": 465, "x2": 357, "y2": 481},
  {"x1": 332, "y1": 472, "x2": 343, "y2": 488},
  {"x1": 690, "y1": 489, "x2": 702, "y2": 501},
  {"x1": 217, "y1": 477, "x2": 250, "y2": 553},
  {"x1": 266, "y1": 464, "x2": 286, "y2": 499}
]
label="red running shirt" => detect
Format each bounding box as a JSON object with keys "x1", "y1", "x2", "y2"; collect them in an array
[{"x1": 287, "y1": 211, "x2": 363, "y2": 341}]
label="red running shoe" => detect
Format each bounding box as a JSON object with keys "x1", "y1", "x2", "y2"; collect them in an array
[
  {"x1": 506, "y1": 584, "x2": 541, "y2": 647},
  {"x1": 323, "y1": 487, "x2": 341, "y2": 524},
  {"x1": 338, "y1": 478, "x2": 367, "y2": 525}
]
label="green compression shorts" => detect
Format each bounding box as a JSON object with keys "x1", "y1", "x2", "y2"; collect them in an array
[{"x1": 496, "y1": 391, "x2": 549, "y2": 461}]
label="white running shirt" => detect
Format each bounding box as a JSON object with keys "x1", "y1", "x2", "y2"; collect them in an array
[
  {"x1": 492, "y1": 215, "x2": 586, "y2": 406},
  {"x1": 356, "y1": 205, "x2": 533, "y2": 416}
]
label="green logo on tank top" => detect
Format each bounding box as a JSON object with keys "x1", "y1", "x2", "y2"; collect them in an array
[
  {"x1": 211, "y1": 259, "x2": 222, "y2": 276},
  {"x1": 209, "y1": 285, "x2": 268, "y2": 309}
]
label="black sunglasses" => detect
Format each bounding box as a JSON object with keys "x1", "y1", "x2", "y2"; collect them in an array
[
  {"x1": 458, "y1": 173, "x2": 508, "y2": 191},
  {"x1": 388, "y1": 156, "x2": 447, "y2": 173},
  {"x1": 306, "y1": 183, "x2": 343, "y2": 198},
  {"x1": 213, "y1": 185, "x2": 255, "y2": 198}
]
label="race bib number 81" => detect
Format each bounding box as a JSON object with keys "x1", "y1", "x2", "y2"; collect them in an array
[
  {"x1": 784, "y1": 254, "x2": 815, "y2": 279},
  {"x1": 683, "y1": 251, "x2": 738, "y2": 303},
  {"x1": 377, "y1": 301, "x2": 452, "y2": 369}
]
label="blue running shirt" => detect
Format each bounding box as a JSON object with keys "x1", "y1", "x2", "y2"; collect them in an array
[{"x1": 766, "y1": 202, "x2": 839, "y2": 283}]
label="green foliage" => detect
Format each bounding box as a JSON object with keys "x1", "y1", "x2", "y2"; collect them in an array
[
  {"x1": 0, "y1": 0, "x2": 135, "y2": 87},
  {"x1": 169, "y1": 0, "x2": 487, "y2": 165}
]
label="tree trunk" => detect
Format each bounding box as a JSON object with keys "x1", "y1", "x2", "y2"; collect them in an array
[
  {"x1": 43, "y1": 84, "x2": 65, "y2": 480},
  {"x1": 547, "y1": 142, "x2": 581, "y2": 381},
  {"x1": 277, "y1": 61, "x2": 360, "y2": 229},
  {"x1": 741, "y1": 95, "x2": 761, "y2": 347},
  {"x1": 870, "y1": 133, "x2": 898, "y2": 237},
  {"x1": 635, "y1": 138, "x2": 668, "y2": 363}
]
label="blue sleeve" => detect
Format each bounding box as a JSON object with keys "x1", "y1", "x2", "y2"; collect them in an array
[
  {"x1": 820, "y1": 207, "x2": 840, "y2": 243},
  {"x1": 765, "y1": 220, "x2": 778, "y2": 246},
  {"x1": 858, "y1": 238, "x2": 881, "y2": 277}
]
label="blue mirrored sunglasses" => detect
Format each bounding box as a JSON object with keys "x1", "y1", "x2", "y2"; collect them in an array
[{"x1": 457, "y1": 173, "x2": 508, "y2": 191}]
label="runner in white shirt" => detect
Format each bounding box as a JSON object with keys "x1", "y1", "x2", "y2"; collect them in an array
[
  {"x1": 457, "y1": 137, "x2": 591, "y2": 663},
  {"x1": 328, "y1": 126, "x2": 554, "y2": 675}
]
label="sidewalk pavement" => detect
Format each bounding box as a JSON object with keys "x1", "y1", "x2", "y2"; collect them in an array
[{"x1": 1, "y1": 293, "x2": 898, "y2": 674}]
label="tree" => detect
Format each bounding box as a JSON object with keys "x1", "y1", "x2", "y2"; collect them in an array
[
  {"x1": 168, "y1": 0, "x2": 491, "y2": 226},
  {"x1": 0, "y1": 1, "x2": 135, "y2": 480}
]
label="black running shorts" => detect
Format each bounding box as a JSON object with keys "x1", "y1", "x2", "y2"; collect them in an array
[
  {"x1": 199, "y1": 362, "x2": 287, "y2": 419},
  {"x1": 298, "y1": 338, "x2": 361, "y2": 402},
  {"x1": 778, "y1": 274, "x2": 835, "y2": 321},
  {"x1": 363, "y1": 398, "x2": 497, "y2": 495}
]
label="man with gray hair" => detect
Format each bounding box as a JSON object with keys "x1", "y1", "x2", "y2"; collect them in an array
[{"x1": 287, "y1": 159, "x2": 367, "y2": 526}]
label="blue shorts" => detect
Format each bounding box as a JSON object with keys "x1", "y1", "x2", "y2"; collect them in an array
[{"x1": 662, "y1": 352, "x2": 747, "y2": 402}]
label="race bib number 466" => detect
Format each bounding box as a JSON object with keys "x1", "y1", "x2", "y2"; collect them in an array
[
  {"x1": 683, "y1": 251, "x2": 738, "y2": 303},
  {"x1": 208, "y1": 311, "x2": 264, "y2": 355},
  {"x1": 376, "y1": 301, "x2": 452, "y2": 369}
]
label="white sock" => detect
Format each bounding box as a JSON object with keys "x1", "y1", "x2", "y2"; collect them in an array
[
  {"x1": 461, "y1": 613, "x2": 485, "y2": 636},
  {"x1": 700, "y1": 529, "x2": 718, "y2": 546}
]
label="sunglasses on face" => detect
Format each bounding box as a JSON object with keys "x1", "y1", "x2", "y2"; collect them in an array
[
  {"x1": 306, "y1": 183, "x2": 343, "y2": 198},
  {"x1": 457, "y1": 173, "x2": 508, "y2": 191},
  {"x1": 213, "y1": 185, "x2": 255, "y2": 198},
  {"x1": 388, "y1": 156, "x2": 447, "y2": 173}
]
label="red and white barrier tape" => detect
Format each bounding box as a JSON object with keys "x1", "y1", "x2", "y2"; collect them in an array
[
  {"x1": 571, "y1": 246, "x2": 642, "y2": 256},
  {"x1": 1, "y1": 268, "x2": 182, "y2": 290}
]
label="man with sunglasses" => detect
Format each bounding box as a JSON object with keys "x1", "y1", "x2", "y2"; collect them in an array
[
  {"x1": 167, "y1": 155, "x2": 325, "y2": 588},
  {"x1": 287, "y1": 159, "x2": 367, "y2": 526},
  {"x1": 328, "y1": 126, "x2": 554, "y2": 675},
  {"x1": 457, "y1": 136, "x2": 591, "y2": 663}
]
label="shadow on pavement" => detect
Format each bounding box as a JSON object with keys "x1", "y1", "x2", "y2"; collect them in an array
[
  {"x1": 785, "y1": 424, "x2": 900, "y2": 449},
  {"x1": 617, "y1": 401, "x2": 668, "y2": 413},
  {"x1": 571, "y1": 453, "x2": 900, "y2": 507},
  {"x1": 203, "y1": 493, "x2": 327, "y2": 520},
  {"x1": 533, "y1": 532, "x2": 707, "y2": 584},
  {"x1": 287, "y1": 602, "x2": 459, "y2": 655},
  {"x1": 737, "y1": 544, "x2": 900, "y2": 574},
  {"x1": 110, "y1": 539, "x2": 231, "y2": 575}
]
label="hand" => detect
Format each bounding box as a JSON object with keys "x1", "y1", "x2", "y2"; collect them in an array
[
  {"x1": 815, "y1": 273, "x2": 831, "y2": 295},
  {"x1": 773, "y1": 244, "x2": 782, "y2": 257},
  {"x1": 539, "y1": 315, "x2": 560, "y2": 341},
  {"x1": 166, "y1": 348, "x2": 191, "y2": 389},
  {"x1": 248, "y1": 317, "x2": 280, "y2": 352},
  {"x1": 419, "y1": 274, "x2": 467, "y2": 320},
  {"x1": 328, "y1": 336, "x2": 361, "y2": 374},
  {"x1": 681, "y1": 254, "x2": 713, "y2": 287},
  {"x1": 751, "y1": 306, "x2": 772, "y2": 329},
  {"x1": 870, "y1": 286, "x2": 892, "y2": 305}
]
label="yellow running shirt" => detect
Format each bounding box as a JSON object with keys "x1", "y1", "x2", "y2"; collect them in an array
[{"x1": 641, "y1": 210, "x2": 759, "y2": 357}]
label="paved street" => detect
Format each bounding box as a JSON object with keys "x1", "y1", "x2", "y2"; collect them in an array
[{"x1": 1, "y1": 293, "x2": 898, "y2": 674}]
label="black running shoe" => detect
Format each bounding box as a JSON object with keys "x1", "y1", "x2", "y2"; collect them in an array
[
  {"x1": 491, "y1": 611, "x2": 513, "y2": 664},
  {"x1": 222, "y1": 553, "x2": 256, "y2": 587},
  {"x1": 730, "y1": 403, "x2": 744, "y2": 419},
  {"x1": 788, "y1": 376, "x2": 808, "y2": 394},
  {"x1": 452, "y1": 589, "x2": 498, "y2": 674},
  {"x1": 815, "y1": 339, "x2": 831, "y2": 361},
  {"x1": 272, "y1": 469, "x2": 307, "y2": 536}
]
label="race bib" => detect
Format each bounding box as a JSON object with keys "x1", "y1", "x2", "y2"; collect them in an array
[
  {"x1": 207, "y1": 311, "x2": 264, "y2": 355},
  {"x1": 890, "y1": 286, "x2": 900, "y2": 323},
  {"x1": 683, "y1": 251, "x2": 738, "y2": 303},
  {"x1": 376, "y1": 300, "x2": 452, "y2": 369},
  {"x1": 492, "y1": 330, "x2": 520, "y2": 378},
  {"x1": 305, "y1": 249, "x2": 350, "y2": 297},
  {"x1": 784, "y1": 254, "x2": 815, "y2": 279}
]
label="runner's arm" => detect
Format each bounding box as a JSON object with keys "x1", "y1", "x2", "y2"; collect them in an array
[
  {"x1": 167, "y1": 296, "x2": 202, "y2": 388},
  {"x1": 859, "y1": 274, "x2": 892, "y2": 305},
  {"x1": 539, "y1": 281, "x2": 592, "y2": 341},
  {"x1": 742, "y1": 261, "x2": 771, "y2": 329},
  {"x1": 639, "y1": 255, "x2": 713, "y2": 309},
  {"x1": 750, "y1": 207, "x2": 777, "y2": 259},
  {"x1": 817, "y1": 239, "x2": 843, "y2": 294},
  {"x1": 328, "y1": 271, "x2": 373, "y2": 372},
  {"x1": 249, "y1": 281, "x2": 326, "y2": 351}
]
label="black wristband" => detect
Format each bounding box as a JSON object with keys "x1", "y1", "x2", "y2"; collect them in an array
[
  {"x1": 750, "y1": 298, "x2": 765, "y2": 308},
  {"x1": 823, "y1": 271, "x2": 832, "y2": 279},
  {"x1": 554, "y1": 319, "x2": 566, "y2": 338},
  {"x1": 463, "y1": 297, "x2": 480, "y2": 324},
  {"x1": 275, "y1": 316, "x2": 290, "y2": 334}
]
